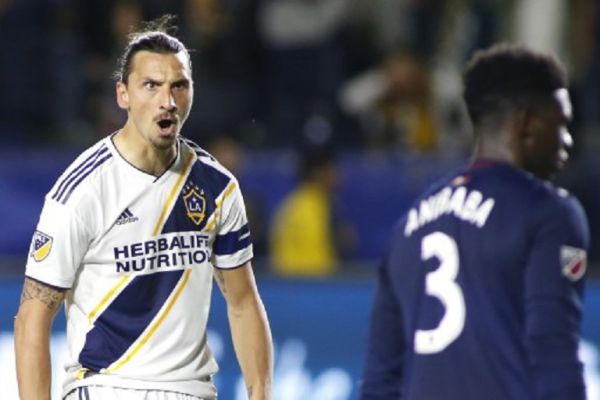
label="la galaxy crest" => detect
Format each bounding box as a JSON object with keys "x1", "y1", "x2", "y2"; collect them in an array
[
  {"x1": 183, "y1": 182, "x2": 206, "y2": 225},
  {"x1": 30, "y1": 230, "x2": 53, "y2": 262}
]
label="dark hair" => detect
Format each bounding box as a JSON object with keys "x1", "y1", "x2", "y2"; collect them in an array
[
  {"x1": 114, "y1": 15, "x2": 191, "y2": 84},
  {"x1": 299, "y1": 145, "x2": 335, "y2": 181},
  {"x1": 463, "y1": 43, "x2": 567, "y2": 125}
]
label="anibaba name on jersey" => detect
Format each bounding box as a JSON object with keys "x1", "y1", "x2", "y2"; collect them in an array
[{"x1": 404, "y1": 185, "x2": 495, "y2": 237}]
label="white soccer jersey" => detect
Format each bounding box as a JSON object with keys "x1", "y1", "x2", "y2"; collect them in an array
[{"x1": 25, "y1": 134, "x2": 253, "y2": 398}]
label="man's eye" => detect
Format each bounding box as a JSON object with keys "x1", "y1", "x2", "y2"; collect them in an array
[
  {"x1": 173, "y1": 82, "x2": 188, "y2": 91},
  {"x1": 145, "y1": 82, "x2": 157, "y2": 89}
]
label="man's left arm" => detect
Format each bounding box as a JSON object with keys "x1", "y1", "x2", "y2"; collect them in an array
[
  {"x1": 214, "y1": 262, "x2": 273, "y2": 400},
  {"x1": 524, "y1": 195, "x2": 590, "y2": 399}
]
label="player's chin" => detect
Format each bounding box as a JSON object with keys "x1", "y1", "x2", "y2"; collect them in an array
[
  {"x1": 543, "y1": 161, "x2": 564, "y2": 180},
  {"x1": 547, "y1": 155, "x2": 567, "y2": 178},
  {"x1": 153, "y1": 133, "x2": 178, "y2": 150}
]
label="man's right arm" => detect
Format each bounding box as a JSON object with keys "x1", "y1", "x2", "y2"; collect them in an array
[{"x1": 14, "y1": 277, "x2": 66, "y2": 400}]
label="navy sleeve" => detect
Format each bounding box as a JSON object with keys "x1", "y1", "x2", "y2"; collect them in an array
[
  {"x1": 524, "y1": 194, "x2": 590, "y2": 400},
  {"x1": 360, "y1": 252, "x2": 406, "y2": 399}
]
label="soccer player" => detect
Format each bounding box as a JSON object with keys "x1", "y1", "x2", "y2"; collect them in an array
[
  {"x1": 359, "y1": 43, "x2": 590, "y2": 399},
  {"x1": 14, "y1": 16, "x2": 273, "y2": 400}
]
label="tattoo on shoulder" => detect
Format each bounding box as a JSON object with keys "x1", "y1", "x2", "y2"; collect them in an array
[{"x1": 20, "y1": 278, "x2": 65, "y2": 310}]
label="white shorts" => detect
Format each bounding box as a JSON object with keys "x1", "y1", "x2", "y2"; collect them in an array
[{"x1": 63, "y1": 386, "x2": 208, "y2": 400}]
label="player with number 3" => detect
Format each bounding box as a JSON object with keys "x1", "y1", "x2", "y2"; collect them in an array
[{"x1": 360, "y1": 44, "x2": 590, "y2": 399}]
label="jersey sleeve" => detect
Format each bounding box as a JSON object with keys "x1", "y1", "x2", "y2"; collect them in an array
[
  {"x1": 360, "y1": 248, "x2": 406, "y2": 399},
  {"x1": 211, "y1": 180, "x2": 253, "y2": 269},
  {"x1": 25, "y1": 197, "x2": 91, "y2": 289},
  {"x1": 524, "y1": 193, "x2": 589, "y2": 399}
]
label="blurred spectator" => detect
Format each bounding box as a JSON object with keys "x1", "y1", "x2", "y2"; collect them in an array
[
  {"x1": 269, "y1": 145, "x2": 356, "y2": 277},
  {"x1": 339, "y1": 49, "x2": 441, "y2": 152},
  {"x1": 258, "y1": 0, "x2": 351, "y2": 147}
]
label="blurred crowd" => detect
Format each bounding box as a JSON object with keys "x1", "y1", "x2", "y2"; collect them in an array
[
  {"x1": 2, "y1": 0, "x2": 600, "y2": 276},
  {"x1": 2, "y1": 0, "x2": 599, "y2": 152}
]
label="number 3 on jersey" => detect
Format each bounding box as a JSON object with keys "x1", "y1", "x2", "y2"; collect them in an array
[{"x1": 415, "y1": 232, "x2": 466, "y2": 354}]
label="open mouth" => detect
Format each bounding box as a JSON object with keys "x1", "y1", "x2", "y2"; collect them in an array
[{"x1": 157, "y1": 117, "x2": 176, "y2": 136}]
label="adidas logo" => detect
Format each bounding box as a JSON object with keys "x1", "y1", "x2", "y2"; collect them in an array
[{"x1": 116, "y1": 208, "x2": 139, "y2": 225}]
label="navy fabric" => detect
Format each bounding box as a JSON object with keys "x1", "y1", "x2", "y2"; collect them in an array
[{"x1": 213, "y1": 224, "x2": 251, "y2": 256}]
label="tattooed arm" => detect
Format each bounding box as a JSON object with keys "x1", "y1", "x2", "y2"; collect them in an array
[
  {"x1": 14, "y1": 277, "x2": 66, "y2": 400},
  {"x1": 214, "y1": 262, "x2": 273, "y2": 400}
]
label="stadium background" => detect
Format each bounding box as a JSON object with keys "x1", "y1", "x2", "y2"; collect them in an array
[{"x1": 2, "y1": 0, "x2": 600, "y2": 398}]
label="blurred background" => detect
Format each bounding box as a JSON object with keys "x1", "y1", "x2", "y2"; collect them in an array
[{"x1": 1, "y1": 0, "x2": 600, "y2": 398}]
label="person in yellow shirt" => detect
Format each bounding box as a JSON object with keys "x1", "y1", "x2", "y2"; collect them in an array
[{"x1": 270, "y1": 147, "x2": 353, "y2": 277}]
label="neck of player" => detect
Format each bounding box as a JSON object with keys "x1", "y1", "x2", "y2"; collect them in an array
[
  {"x1": 472, "y1": 120, "x2": 521, "y2": 168},
  {"x1": 113, "y1": 124, "x2": 177, "y2": 177}
]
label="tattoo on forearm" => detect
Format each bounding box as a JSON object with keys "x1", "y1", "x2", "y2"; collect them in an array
[
  {"x1": 20, "y1": 279, "x2": 64, "y2": 310},
  {"x1": 247, "y1": 385, "x2": 253, "y2": 398}
]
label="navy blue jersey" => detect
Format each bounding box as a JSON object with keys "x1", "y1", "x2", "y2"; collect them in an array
[{"x1": 360, "y1": 160, "x2": 589, "y2": 400}]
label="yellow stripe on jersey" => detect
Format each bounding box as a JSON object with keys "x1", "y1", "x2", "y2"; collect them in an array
[
  {"x1": 152, "y1": 151, "x2": 196, "y2": 236},
  {"x1": 205, "y1": 181, "x2": 237, "y2": 232},
  {"x1": 74, "y1": 368, "x2": 88, "y2": 380},
  {"x1": 88, "y1": 275, "x2": 132, "y2": 323},
  {"x1": 105, "y1": 268, "x2": 193, "y2": 373}
]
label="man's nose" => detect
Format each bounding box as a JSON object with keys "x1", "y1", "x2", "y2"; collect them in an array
[
  {"x1": 160, "y1": 89, "x2": 177, "y2": 111},
  {"x1": 561, "y1": 128, "x2": 573, "y2": 148}
]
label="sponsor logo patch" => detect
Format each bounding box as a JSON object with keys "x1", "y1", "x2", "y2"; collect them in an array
[
  {"x1": 561, "y1": 245, "x2": 587, "y2": 281},
  {"x1": 30, "y1": 231, "x2": 53, "y2": 262}
]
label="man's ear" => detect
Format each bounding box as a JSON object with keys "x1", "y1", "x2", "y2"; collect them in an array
[
  {"x1": 506, "y1": 108, "x2": 532, "y2": 167},
  {"x1": 116, "y1": 82, "x2": 129, "y2": 110}
]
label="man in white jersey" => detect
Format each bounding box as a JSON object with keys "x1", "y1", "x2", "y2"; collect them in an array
[{"x1": 14, "y1": 15, "x2": 273, "y2": 400}]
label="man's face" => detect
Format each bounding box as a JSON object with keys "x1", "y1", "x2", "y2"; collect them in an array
[
  {"x1": 116, "y1": 50, "x2": 193, "y2": 150},
  {"x1": 521, "y1": 89, "x2": 573, "y2": 180}
]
